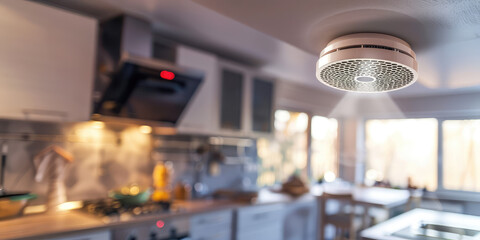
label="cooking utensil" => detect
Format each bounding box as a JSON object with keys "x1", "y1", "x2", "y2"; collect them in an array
[
  {"x1": 0, "y1": 193, "x2": 36, "y2": 219},
  {"x1": 34, "y1": 145, "x2": 74, "y2": 211},
  {"x1": 0, "y1": 143, "x2": 30, "y2": 198},
  {"x1": 0, "y1": 143, "x2": 36, "y2": 219}
]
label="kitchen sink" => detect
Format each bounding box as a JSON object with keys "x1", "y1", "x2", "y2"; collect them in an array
[{"x1": 392, "y1": 222, "x2": 480, "y2": 240}]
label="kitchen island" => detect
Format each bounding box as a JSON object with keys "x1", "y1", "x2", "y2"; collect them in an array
[{"x1": 361, "y1": 208, "x2": 480, "y2": 240}]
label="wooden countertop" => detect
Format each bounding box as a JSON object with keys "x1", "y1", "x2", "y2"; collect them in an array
[
  {"x1": 0, "y1": 193, "x2": 316, "y2": 240},
  {"x1": 0, "y1": 211, "x2": 104, "y2": 240},
  {"x1": 0, "y1": 199, "x2": 241, "y2": 240}
]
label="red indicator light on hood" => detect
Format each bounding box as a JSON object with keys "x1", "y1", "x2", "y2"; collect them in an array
[{"x1": 160, "y1": 71, "x2": 175, "y2": 80}]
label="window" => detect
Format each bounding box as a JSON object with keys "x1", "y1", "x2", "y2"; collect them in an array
[
  {"x1": 365, "y1": 118, "x2": 438, "y2": 191},
  {"x1": 257, "y1": 110, "x2": 309, "y2": 186},
  {"x1": 311, "y1": 116, "x2": 339, "y2": 182},
  {"x1": 442, "y1": 120, "x2": 480, "y2": 192}
]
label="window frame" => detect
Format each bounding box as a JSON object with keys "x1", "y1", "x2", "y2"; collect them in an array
[
  {"x1": 437, "y1": 116, "x2": 480, "y2": 197},
  {"x1": 271, "y1": 108, "x2": 312, "y2": 183},
  {"x1": 362, "y1": 115, "x2": 480, "y2": 201},
  {"x1": 310, "y1": 115, "x2": 342, "y2": 181},
  {"x1": 266, "y1": 108, "x2": 343, "y2": 184}
]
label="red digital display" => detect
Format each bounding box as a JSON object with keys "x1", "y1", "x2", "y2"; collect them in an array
[{"x1": 160, "y1": 71, "x2": 175, "y2": 80}]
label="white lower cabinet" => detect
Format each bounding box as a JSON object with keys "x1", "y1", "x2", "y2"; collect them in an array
[
  {"x1": 237, "y1": 223, "x2": 282, "y2": 240},
  {"x1": 236, "y1": 203, "x2": 284, "y2": 240},
  {"x1": 190, "y1": 209, "x2": 233, "y2": 240},
  {"x1": 283, "y1": 198, "x2": 318, "y2": 240},
  {"x1": 47, "y1": 230, "x2": 111, "y2": 240}
]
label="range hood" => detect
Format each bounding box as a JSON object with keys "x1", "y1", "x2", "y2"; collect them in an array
[{"x1": 93, "y1": 15, "x2": 203, "y2": 125}]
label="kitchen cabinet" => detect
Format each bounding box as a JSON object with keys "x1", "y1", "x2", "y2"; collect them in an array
[
  {"x1": 112, "y1": 217, "x2": 190, "y2": 240},
  {"x1": 0, "y1": 1, "x2": 97, "y2": 122},
  {"x1": 220, "y1": 68, "x2": 245, "y2": 131},
  {"x1": 361, "y1": 209, "x2": 480, "y2": 240},
  {"x1": 176, "y1": 45, "x2": 221, "y2": 135},
  {"x1": 218, "y1": 60, "x2": 275, "y2": 136},
  {"x1": 251, "y1": 77, "x2": 274, "y2": 133},
  {"x1": 176, "y1": 46, "x2": 275, "y2": 136},
  {"x1": 236, "y1": 203, "x2": 284, "y2": 240},
  {"x1": 283, "y1": 197, "x2": 318, "y2": 240},
  {"x1": 47, "y1": 230, "x2": 111, "y2": 240},
  {"x1": 190, "y1": 209, "x2": 233, "y2": 240},
  {"x1": 217, "y1": 60, "x2": 251, "y2": 136}
]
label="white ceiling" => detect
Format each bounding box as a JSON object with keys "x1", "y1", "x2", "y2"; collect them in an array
[
  {"x1": 37, "y1": 0, "x2": 480, "y2": 97},
  {"x1": 192, "y1": 0, "x2": 480, "y2": 96},
  {"x1": 37, "y1": 0, "x2": 336, "y2": 92}
]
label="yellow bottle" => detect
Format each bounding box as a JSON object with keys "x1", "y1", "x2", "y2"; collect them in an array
[{"x1": 152, "y1": 161, "x2": 171, "y2": 202}]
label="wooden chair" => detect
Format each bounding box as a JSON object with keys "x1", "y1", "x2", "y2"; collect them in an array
[
  {"x1": 320, "y1": 192, "x2": 356, "y2": 240},
  {"x1": 406, "y1": 189, "x2": 423, "y2": 211}
]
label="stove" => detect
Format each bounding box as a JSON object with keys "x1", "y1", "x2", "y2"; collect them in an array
[
  {"x1": 80, "y1": 199, "x2": 190, "y2": 240},
  {"x1": 81, "y1": 199, "x2": 173, "y2": 223}
]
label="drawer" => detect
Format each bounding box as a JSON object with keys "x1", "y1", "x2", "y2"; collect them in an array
[
  {"x1": 236, "y1": 223, "x2": 283, "y2": 240},
  {"x1": 237, "y1": 204, "x2": 284, "y2": 231},
  {"x1": 191, "y1": 229, "x2": 231, "y2": 240},
  {"x1": 48, "y1": 230, "x2": 111, "y2": 240},
  {"x1": 190, "y1": 210, "x2": 233, "y2": 237}
]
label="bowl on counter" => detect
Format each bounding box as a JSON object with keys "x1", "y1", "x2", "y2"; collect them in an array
[
  {"x1": 0, "y1": 193, "x2": 36, "y2": 219},
  {"x1": 109, "y1": 185, "x2": 152, "y2": 206}
]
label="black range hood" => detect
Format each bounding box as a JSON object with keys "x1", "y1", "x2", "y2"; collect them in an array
[{"x1": 93, "y1": 15, "x2": 203, "y2": 125}]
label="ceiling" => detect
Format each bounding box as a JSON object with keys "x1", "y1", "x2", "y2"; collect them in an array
[
  {"x1": 193, "y1": 0, "x2": 480, "y2": 96},
  {"x1": 36, "y1": 0, "x2": 480, "y2": 97},
  {"x1": 35, "y1": 0, "x2": 332, "y2": 91}
]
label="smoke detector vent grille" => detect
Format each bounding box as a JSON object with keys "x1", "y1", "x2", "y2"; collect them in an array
[
  {"x1": 316, "y1": 33, "x2": 418, "y2": 93},
  {"x1": 320, "y1": 59, "x2": 415, "y2": 92}
]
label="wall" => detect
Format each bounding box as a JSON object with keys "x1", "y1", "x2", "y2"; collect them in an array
[
  {"x1": 360, "y1": 91, "x2": 480, "y2": 118},
  {"x1": 275, "y1": 80, "x2": 480, "y2": 188},
  {"x1": 275, "y1": 80, "x2": 344, "y2": 116},
  {"x1": 1, "y1": 119, "x2": 257, "y2": 205}
]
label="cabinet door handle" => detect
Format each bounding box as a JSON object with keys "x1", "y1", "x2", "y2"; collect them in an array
[
  {"x1": 195, "y1": 232, "x2": 225, "y2": 240},
  {"x1": 23, "y1": 109, "x2": 68, "y2": 121},
  {"x1": 253, "y1": 212, "x2": 270, "y2": 220},
  {"x1": 197, "y1": 216, "x2": 225, "y2": 225}
]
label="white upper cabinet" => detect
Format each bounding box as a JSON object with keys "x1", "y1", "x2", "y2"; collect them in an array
[
  {"x1": 219, "y1": 60, "x2": 275, "y2": 137},
  {"x1": 219, "y1": 63, "x2": 247, "y2": 133},
  {"x1": 0, "y1": 1, "x2": 97, "y2": 122},
  {"x1": 236, "y1": 203, "x2": 285, "y2": 240},
  {"x1": 176, "y1": 47, "x2": 275, "y2": 136},
  {"x1": 176, "y1": 45, "x2": 221, "y2": 134}
]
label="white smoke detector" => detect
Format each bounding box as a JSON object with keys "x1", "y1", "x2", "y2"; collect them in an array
[{"x1": 316, "y1": 33, "x2": 418, "y2": 93}]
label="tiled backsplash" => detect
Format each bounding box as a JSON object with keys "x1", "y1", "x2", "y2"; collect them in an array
[{"x1": 0, "y1": 119, "x2": 257, "y2": 204}]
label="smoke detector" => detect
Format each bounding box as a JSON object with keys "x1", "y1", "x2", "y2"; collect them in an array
[{"x1": 316, "y1": 33, "x2": 418, "y2": 93}]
